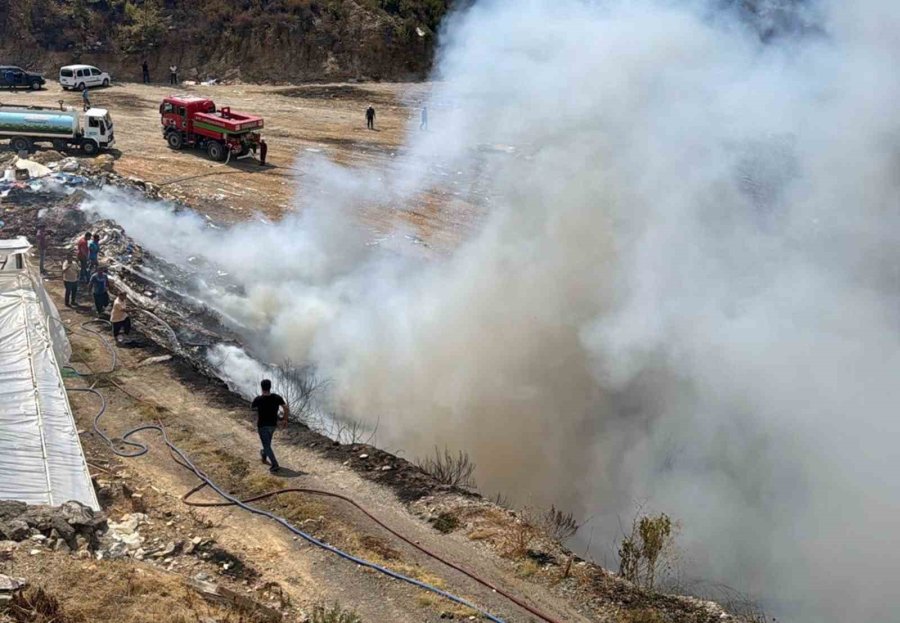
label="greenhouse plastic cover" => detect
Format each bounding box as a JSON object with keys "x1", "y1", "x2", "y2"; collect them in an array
[{"x1": 0, "y1": 251, "x2": 98, "y2": 509}]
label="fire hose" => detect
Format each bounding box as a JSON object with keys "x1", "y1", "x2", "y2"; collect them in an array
[{"x1": 64, "y1": 318, "x2": 566, "y2": 623}]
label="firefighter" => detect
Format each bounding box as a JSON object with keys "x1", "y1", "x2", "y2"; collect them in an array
[
  {"x1": 366, "y1": 105, "x2": 375, "y2": 130},
  {"x1": 259, "y1": 138, "x2": 268, "y2": 166},
  {"x1": 142, "y1": 60, "x2": 150, "y2": 84}
]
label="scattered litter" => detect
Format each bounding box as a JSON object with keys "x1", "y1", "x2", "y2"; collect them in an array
[
  {"x1": 136, "y1": 354, "x2": 173, "y2": 367},
  {"x1": 15, "y1": 159, "x2": 52, "y2": 178}
]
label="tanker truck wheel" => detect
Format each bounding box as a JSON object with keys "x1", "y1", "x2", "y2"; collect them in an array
[
  {"x1": 10, "y1": 137, "x2": 33, "y2": 154},
  {"x1": 206, "y1": 141, "x2": 226, "y2": 162},
  {"x1": 81, "y1": 140, "x2": 99, "y2": 156},
  {"x1": 166, "y1": 131, "x2": 184, "y2": 150}
]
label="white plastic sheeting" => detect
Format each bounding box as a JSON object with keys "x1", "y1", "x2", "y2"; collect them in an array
[{"x1": 0, "y1": 248, "x2": 97, "y2": 509}]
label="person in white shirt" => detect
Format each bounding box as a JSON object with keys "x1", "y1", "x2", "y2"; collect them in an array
[
  {"x1": 110, "y1": 293, "x2": 131, "y2": 342},
  {"x1": 169, "y1": 65, "x2": 178, "y2": 85}
]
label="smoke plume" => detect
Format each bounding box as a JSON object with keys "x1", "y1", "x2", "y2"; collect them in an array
[{"x1": 85, "y1": 0, "x2": 900, "y2": 619}]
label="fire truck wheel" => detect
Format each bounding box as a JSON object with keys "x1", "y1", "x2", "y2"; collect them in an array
[
  {"x1": 207, "y1": 141, "x2": 226, "y2": 162},
  {"x1": 166, "y1": 132, "x2": 184, "y2": 150}
]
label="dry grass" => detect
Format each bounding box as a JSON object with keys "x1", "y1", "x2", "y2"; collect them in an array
[
  {"x1": 13, "y1": 557, "x2": 266, "y2": 623},
  {"x1": 310, "y1": 602, "x2": 362, "y2": 623},
  {"x1": 617, "y1": 608, "x2": 668, "y2": 623}
]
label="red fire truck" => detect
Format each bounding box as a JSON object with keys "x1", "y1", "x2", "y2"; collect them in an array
[{"x1": 159, "y1": 95, "x2": 264, "y2": 161}]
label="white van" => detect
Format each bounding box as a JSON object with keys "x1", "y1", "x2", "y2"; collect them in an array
[{"x1": 59, "y1": 65, "x2": 111, "y2": 90}]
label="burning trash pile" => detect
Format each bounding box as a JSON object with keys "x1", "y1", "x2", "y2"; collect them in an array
[{"x1": 1, "y1": 152, "x2": 244, "y2": 378}]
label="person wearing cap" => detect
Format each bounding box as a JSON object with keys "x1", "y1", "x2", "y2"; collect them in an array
[
  {"x1": 110, "y1": 293, "x2": 131, "y2": 342},
  {"x1": 88, "y1": 266, "x2": 110, "y2": 316}
]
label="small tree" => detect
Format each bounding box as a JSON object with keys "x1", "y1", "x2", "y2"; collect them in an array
[{"x1": 618, "y1": 512, "x2": 677, "y2": 590}]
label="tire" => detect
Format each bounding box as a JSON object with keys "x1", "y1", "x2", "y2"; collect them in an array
[
  {"x1": 166, "y1": 131, "x2": 184, "y2": 150},
  {"x1": 206, "y1": 141, "x2": 226, "y2": 162},
  {"x1": 61, "y1": 86, "x2": 69, "y2": 91},
  {"x1": 102, "y1": 79, "x2": 109, "y2": 87},
  {"x1": 30, "y1": 81, "x2": 41, "y2": 91},
  {"x1": 76, "y1": 82, "x2": 85, "y2": 91},
  {"x1": 81, "y1": 140, "x2": 99, "y2": 156},
  {"x1": 10, "y1": 137, "x2": 33, "y2": 153},
  {"x1": 237, "y1": 144, "x2": 251, "y2": 157},
  {"x1": 52, "y1": 139, "x2": 68, "y2": 152}
]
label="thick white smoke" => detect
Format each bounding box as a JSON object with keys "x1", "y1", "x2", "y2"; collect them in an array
[{"x1": 84, "y1": 0, "x2": 900, "y2": 620}]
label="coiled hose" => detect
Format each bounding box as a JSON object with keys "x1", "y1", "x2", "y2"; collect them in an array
[{"x1": 64, "y1": 317, "x2": 565, "y2": 623}]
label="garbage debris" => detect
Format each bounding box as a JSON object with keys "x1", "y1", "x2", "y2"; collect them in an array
[{"x1": 15, "y1": 159, "x2": 52, "y2": 179}]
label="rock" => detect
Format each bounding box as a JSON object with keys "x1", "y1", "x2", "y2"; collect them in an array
[
  {"x1": 1, "y1": 520, "x2": 30, "y2": 541},
  {"x1": 74, "y1": 534, "x2": 90, "y2": 551},
  {"x1": 0, "y1": 501, "x2": 27, "y2": 521},
  {"x1": 151, "y1": 541, "x2": 179, "y2": 558},
  {"x1": 53, "y1": 538, "x2": 71, "y2": 553},
  {"x1": 0, "y1": 574, "x2": 27, "y2": 592}
]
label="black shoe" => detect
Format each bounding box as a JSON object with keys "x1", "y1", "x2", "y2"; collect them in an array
[
  {"x1": 260, "y1": 450, "x2": 268, "y2": 464},
  {"x1": 269, "y1": 465, "x2": 280, "y2": 473}
]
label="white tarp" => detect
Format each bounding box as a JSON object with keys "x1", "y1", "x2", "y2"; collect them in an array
[{"x1": 0, "y1": 255, "x2": 97, "y2": 509}]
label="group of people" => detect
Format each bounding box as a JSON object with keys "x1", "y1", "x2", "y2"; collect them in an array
[
  {"x1": 140, "y1": 60, "x2": 179, "y2": 85},
  {"x1": 60, "y1": 231, "x2": 131, "y2": 341}
]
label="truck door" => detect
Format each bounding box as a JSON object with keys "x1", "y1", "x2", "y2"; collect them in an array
[{"x1": 177, "y1": 106, "x2": 187, "y2": 130}]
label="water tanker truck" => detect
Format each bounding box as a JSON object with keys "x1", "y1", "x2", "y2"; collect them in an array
[
  {"x1": 160, "y1": 95, "x2": 263, "y2": 161},
  {"x1": 0, "y1": 104, "x2": 115, "y2": 155}
]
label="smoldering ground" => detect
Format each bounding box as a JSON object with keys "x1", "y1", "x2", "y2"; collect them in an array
[{"x1": 83, "y1": 1, "x2": 900, "y2": 620}]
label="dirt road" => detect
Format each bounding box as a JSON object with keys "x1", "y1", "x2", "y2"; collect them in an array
[{"x1": 3, "y1": 81, "x2": 479, "y2": 251}]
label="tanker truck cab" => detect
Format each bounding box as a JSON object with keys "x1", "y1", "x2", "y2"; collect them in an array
[{"x1": 82, "y1": 108, "x2": 114, "y2": 154}]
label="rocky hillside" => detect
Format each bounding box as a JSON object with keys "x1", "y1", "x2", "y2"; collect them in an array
[{"x1": 0, "y1": 0, "x2": 453, "y2": 83}]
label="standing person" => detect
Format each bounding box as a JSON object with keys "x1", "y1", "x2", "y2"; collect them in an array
[
  {"x1": 76, "y1": 231, "x2": 91, "y2": 283},
  {"x1": 110, "y1": 293, "x2": 131, "y2": 342},
  {"x1": 82, "y1": 87, "x2": 91, "y2": 111},
  {"x1": 365, "y1": 105, "x2": 375, "y2": 130},
  {"x1": 420, "y1": 106, "x2": 428, "y2": 130},
  {"x1": 88, "y1": 266, "x2": 110, "y2": 316},
  {"x1": 142, "y1": 60, "x2": 150, "y2": 84},
  {"x1": 251, "y1": 379, "x2": 290, "y2": 473},
  {"x1": 258, "y1": 138, "x2": 268, "y2": 166},
  {"x1": 5, "y1": 69, "x2": 15, "y2": 92},
  {"x1": 169, "y1": 64, "x2": 178, "y2": 85},
  {"x1": 35, "y1": 225, "x2": 49, "y2": 273},
  {"x1": 88, "y1": 233, "x2": 101, "y2": 272},
  {"x1": 62, "y1": 254, "x2": 80, "y2": 307}
]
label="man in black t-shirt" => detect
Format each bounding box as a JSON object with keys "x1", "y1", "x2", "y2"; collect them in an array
[{"x1": 251, "y1": 379, "x2": 290, "y2": 473}]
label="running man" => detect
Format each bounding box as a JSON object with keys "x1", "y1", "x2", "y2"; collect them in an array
[{"x1": 251, "y1": 379, "x2": 290, "y2": 473}]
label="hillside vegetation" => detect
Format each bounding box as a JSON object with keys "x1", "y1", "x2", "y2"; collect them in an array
[{"x1": 0, "y1": 0, "x2": 453, "y2": 82}]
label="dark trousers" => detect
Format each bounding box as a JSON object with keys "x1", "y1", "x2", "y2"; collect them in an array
[
  {"x1": 142, "y1": 70, "x2": 150, "y2": 83},
  {"x1": 258, "y1": 426, "x2": 278, "y2": 467},
  {"x1": 366, "y1": 117, "x2": 374, "y2": 129},
  {"x1": 93, "y1": 291, "x2": 109, "y2": 314},
  {"x1": 39, "y1": 247, "x2": 46, "y2": 272},
  {"x1": 64, "y1": 281, "x2": 78, "y2": 306},
  {"x1": 112, "y1": 317, "x2": 131, "y2": 337},
  {"x1": 170, "y1": 73, "x2": 177, "y2": 85},
  {"x1": 78, "y1": 258, "x2": 89, "y2": 283}
]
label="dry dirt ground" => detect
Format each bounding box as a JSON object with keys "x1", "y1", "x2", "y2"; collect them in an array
[{"x1": 1, "y1": 81, "x2": 480, "y2": 252}]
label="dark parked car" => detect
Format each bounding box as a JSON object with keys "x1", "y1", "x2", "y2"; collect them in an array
[{"x1": 0, "y1": 66, "x2": 45, "y2": 90}]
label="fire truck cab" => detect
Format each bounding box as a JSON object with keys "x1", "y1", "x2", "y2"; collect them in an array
[{"x1": 160, "y1": 95, "x2": 264, "y2": 162}]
